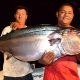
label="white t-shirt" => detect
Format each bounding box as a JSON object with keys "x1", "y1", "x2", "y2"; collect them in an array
[{"x1": 1, "y1": 26, "x2": 33, "y2": 77}]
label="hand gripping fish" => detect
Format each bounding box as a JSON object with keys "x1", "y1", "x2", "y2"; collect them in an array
[{"x1": 0, "y1": 25, "x2": 80, "y2": 61}]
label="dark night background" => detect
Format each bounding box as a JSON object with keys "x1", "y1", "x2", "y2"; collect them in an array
[{"x1": 0, "y1": 0, "x2": 80, "y2": 70}]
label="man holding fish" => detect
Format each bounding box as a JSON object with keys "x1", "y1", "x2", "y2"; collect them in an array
[
  {"x1": 1, "y1": 6, "x2": 34, "y2": 80},
  {"x1": 43, "y1": 3, "x2": 80, "y2": 80}
]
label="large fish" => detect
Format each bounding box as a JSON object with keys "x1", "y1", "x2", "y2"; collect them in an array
[{"x1": 0, "y1": 25, "x2": 80, "y2": 61}]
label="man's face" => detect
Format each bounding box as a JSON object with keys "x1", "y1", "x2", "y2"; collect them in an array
[
  {"x1": 15, "y1": 9, "x2": 28, "y2": 23},
  {"x1": 56, "y1": 5, "x2": 74, "y2": 26}
]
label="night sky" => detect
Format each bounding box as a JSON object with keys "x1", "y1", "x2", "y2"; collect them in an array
[{"x1": 0, "y1": 0, "x2": 80, "y2": 69}]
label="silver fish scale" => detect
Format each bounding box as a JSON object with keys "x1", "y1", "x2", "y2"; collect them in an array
[{"x1": 0, "y1": 26, "x2": 58, "y2": 41}]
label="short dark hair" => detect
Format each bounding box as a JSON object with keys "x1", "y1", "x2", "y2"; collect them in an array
[
  {"x1": 57, "y1": 3, "x2": 74, "y2": 12},
  {"x1": 14, "y1": 6, "x2": 28, "y2": 15}
]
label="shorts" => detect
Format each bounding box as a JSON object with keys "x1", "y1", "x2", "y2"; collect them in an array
[{"x1": 3, "y1": 73, "x2": 33, "y2": 80}]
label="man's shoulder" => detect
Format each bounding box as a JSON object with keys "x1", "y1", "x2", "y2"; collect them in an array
[
  {"x1": 1, "y1": 26, "x2": 13, "y2": 36},
  {"x1": 3, "y1": 26, "x2": 12, "y2": 30}
]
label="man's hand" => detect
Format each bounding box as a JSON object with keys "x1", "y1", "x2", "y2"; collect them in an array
[
  {"x1": 38, "y1": 51, "x2": 55, "y2": 66},
  {"x1": 10, "y1": 22, "x2": 21, "y2": 29}
]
